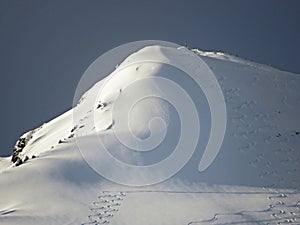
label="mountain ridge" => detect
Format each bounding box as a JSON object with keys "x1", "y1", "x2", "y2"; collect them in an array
[{"x1": 0, "y1": 45, "x2": 299, "y2": 225}]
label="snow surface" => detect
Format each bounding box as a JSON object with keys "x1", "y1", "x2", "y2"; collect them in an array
[{"x1": 0, "y1": 45, "x2": 300, "y2": 225}]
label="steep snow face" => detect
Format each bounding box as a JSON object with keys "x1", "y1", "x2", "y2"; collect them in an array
[
  {"x1": 79, "y1": 47, "x2": 172, "y2": 138},
  {"x1": 0, "y1": 45, "x2": 300, "y2": 225},
  {"x1": 70, "y1": 44, "x2": 229, "y2": 189}
]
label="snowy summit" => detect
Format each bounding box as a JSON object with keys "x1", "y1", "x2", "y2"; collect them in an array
[{"x1": 0, "y1": 45, "x2": 300, "y2": 225}]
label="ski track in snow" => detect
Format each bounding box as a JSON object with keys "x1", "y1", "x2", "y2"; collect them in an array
[
  {"x1": 82, "y1": 191, "x2": 126, "y2": 225},
  {"x1": 82, "y1": 189, "x2": 300, "y2": 225},
  {"x1": 187, "y1": 191, "x2": 300, "y2": 225}
]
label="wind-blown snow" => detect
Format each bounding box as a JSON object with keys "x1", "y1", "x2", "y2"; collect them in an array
[{"x1": 0, "y1": 45, "x2": 300, "y2": 225}]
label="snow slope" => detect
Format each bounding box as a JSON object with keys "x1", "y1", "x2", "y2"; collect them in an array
[{"x1": 0, "y1": 45, "x2": 300, "y2": 225}]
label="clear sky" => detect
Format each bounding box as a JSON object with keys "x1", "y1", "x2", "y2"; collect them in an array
[{"x1": 0, "y1": 0, "x2": 299, "y2": 156}]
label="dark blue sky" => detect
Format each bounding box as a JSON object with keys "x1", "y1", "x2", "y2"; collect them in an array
[{"x1": 0, "y1": 0, "x2": 299, "y2": 156}]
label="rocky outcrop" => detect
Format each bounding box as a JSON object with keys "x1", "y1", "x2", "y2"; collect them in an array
[{"x1": 11, "y1": 131, "x2": 34, "y2": 166}]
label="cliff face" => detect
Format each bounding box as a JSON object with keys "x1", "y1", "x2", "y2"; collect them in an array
[
  {"x1": 11, "y1": 131, "x2": 33, "y2": 164},
  {"x1": 11, "y1": 125, "x2": 43, "y2": 166}
]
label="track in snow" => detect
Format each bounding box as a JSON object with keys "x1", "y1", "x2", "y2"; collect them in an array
[
  {"x1": 188, "y1": 190, "x2": 300, "y2": 225},
  {"x1": 82, "y1": 191, "x2": 126, "y2": 225},
  {"x1": 82, "y1": 189, "x2": 300, "y2": 225}
]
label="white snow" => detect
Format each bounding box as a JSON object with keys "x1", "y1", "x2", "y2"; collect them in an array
[{"x1": 0, "y1": 45, "x2": 299, "y2": 225}]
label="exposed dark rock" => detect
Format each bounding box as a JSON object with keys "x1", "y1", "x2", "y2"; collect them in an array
[
  {"x1": 97, "y1": 102, "x2": 107, "y2": 109},
  {"x1": 15, "y1": 157, "x2": 23, "y2": 166},
  {"x1": 11, "y1": 153, "x2": 19, "y2": 163},
  {"x1": 71, "y1": 125, "x2": 78, "y2": 133},
  {"x1": 23, "y1": 156, "x2": 29, "y2": 162},
  {"x1": 11, "y1": 131, "x2": 34, "y2": 163}
]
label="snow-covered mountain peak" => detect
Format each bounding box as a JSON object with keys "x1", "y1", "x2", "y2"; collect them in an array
[{"x1": 1, "y1": 44, "x2": 300, "y2": 225}]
